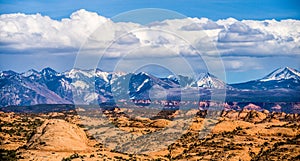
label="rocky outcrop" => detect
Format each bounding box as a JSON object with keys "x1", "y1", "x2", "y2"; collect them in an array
[
  {"x1": 217, "y1": 109, "x2": 300, "y2": 123},
  {"x1": 27, "y1": 119, "x2": 92, "y2": 152},
  {"x1": 243, "y1": 110, "x2": 267, "y2": 123}
]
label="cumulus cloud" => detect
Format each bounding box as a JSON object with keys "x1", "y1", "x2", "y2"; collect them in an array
[
  {"x1": 181, "y1": 19, "x2": 223, "y2": 31},
  {"x1": 116, "y1": 33, "x2": 140, "y2": 45},
  {"x1": 0, "y1": 9, "x2": 299, "y2": 59},
  {"x1": 214, "y1": 19, "x2": 300, "y2": 57},
  {"x1": 218, "y1": 22, "x2": 274, "y2": 42},
  {"x1": 0, "y1": 9, "x2": 109, "y2": 54},
  {"x1": 181, "y1": 23, "x2": 203, "y2": 31}
]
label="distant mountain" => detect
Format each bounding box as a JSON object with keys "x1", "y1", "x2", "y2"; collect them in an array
[
  {"x1": 128, "y1": 72, "x2": 180, "y2": 100},
  {"x1": 64, "y1": 68, "x2": 110, "y2": 104},
  {"x1": 167, "y1": 73, "x2": 229, "y2": 89},
  {"x1": 0, "y1": 67, "x2": 299, "y2": 107},
  {"x1": 22, "y1": 67, "x2": 73, "y2": 102},
  {"x1": 168, "y1": 75, "x2": 195, "y2": 87},
  {"x1": 260, "y1": 67, "x2": 300, "y2": 82},
  {"x1": 0, "y1": 70, "x2": 71, "y2": 106},
  {"x1": 231, "y1": 67, "x2": 300, "y2": 90},
  {"x1": 193, "y1": 73, "x2": 227, "y2": 89}
]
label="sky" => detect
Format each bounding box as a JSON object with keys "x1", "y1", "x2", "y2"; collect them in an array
[
  {"x1": 0, "y1": 0, "x2": 299, "y2": 83},
  {"x1": 1, "y1": 0, "x2": 299, "y2": 20}
]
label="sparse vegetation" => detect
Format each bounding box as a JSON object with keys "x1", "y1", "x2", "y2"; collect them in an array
[
  {"x1": 62, "y1": 153, "x2": 85, "y2": 161},
  {"x1": 0, "y1": 149, "x2": 17, "y2": 161},
  {"x1": 0, "y1": 109, "x2": 299, "y2": 161}
]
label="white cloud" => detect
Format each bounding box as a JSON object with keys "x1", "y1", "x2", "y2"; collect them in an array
[
  {"x1": 0, "y1": 9, "x2": 299, "y2": 59},
  {"x1": 221, "y1": 57, "x2": 263, "y2": 71},
  {"x1": 181, "y1": 23, "x2": 203, "y2": 31},
  {"x1": 218, "y1": 21, "x2": 274, "y2": 42},
  {"x1": 0, "y1": 10, "x2": 107, "y2": 49},
  {"x1": 214, "y1": 19, "x2": 300, "y2": 56},
  {"x1": 181, "y1": 18, "x2": 223, "y2": 31},
  {"x1": 116, "y1": 33, "x2": 140, "y2": 45}
]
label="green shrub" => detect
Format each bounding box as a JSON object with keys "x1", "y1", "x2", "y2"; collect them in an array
[{"x1": 0, "y1": 149, "x2": 17, "y2": 161}]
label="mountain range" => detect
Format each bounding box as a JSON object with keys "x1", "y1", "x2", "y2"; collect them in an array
[{"x1": 0, "y1": 67, "x2": 299, "y2": 107}]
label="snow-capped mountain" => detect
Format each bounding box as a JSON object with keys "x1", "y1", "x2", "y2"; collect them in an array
[
  {"x1": 167, "y1": 75, "x2": 195, "y2": 87},
  {"x1": 0, "y1": 70, "x2": 71, "y2": 106},
  {"x1": 21, "y1": 69, "x2": 41, "y2": 80},
  {"x1": 231, "y1": 67, "x2": 300, "y2": 90},
  {"x1": 22, "y1": 67, "x2": 73, "y2": 102},
  {"x1": 259, "y1": 67, "x2": 300, "y2": 82},
  {"x1": 166, "y1": 73, "x2": 229, "y2": 89},
  {"x1": 0, "y1": 67, "x2": 214, "y2": 107},
  {"x1": 127, "y1": 72, "x2": 180, "y2": 100},
  {"x1": 193, "y1": 73, "x2": 227, "y2": 89},
  {"x1": 1, "y1": 67, "x2": 299, "y2": 107},
  {"x1": 64, "y1": 68, "x2": 113, "y2": 104}
]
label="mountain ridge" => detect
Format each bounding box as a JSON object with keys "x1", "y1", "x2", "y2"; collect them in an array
[
  {"x1": 260, "y1": 67, "x2": 300, "y2": 82},
  {"x1": 231, "y1": 67, "x2": 300, "y2": 90},
  {"x1": 0, "y1": 67, "x2": 299, "y2": 107}
]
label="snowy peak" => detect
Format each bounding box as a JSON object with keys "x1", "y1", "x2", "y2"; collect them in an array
[
  {"x1": 195, "y1": 73, "x2": 226, "y2": 89},
  {"x1": 136, "y1": 72, "x2": 150, "y2": 77},
  {"x1": 94, "y1": 69, "x2": 110, "y2": 82},
  {"x1": 260, "y1": 67, "x2": 300, "y2": 82},
  {"x1": 167, "y1": 75, "x2": 177, "y2": 79},
  {"x1": 231, "y1": 67, "x2": 300, "y2": 90},
  {"x1": 22, "y1": 69, "x2": 40, "y2": 77},
  {"x1": 65, "y1": 68, "x2": 94, "y2": 79},
  {"x1": 2, "y1": 67, "x2": 299, "y2": 107},
  {"x1": 0, "y1": 70, "x2": 18, "y2": 78},
  {"x1": 22, "y1": 69, "x2": 41, "y2": 80},
  {"x1": 65, "y1": 68, "x2": 110, "y2": 83},
  {"x1": 41, "y1": 67, "x2": 60, "y2": 78}
]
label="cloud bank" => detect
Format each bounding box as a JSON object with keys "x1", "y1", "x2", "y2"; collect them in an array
[
  {"x1": 0, "y1": 9, "x2": 299, "y2": 58},
  {"x1": 0, "y1": 9, "x2": 300, "y2": 82}
]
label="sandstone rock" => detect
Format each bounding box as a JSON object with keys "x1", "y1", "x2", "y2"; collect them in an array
[
  {"x1": 224, "y1": 110, "x2": 239, "y2": 120},
  {"x1": 130, "y1": 121, "x2": 145, "y2": 128},
  {"x1": 262, "y1": 110, "x2": 269, "y2": 114},
  {"x1": 185, "y1": 109, "x2": 198, "y2": 116},
  {"x1": 150, "y1": 119, "x2": 170, "y2": 128},
  {"x1": 244, "y1": 110, "x2": 267, "y2": 123},
  {"x1": 238, "y1": 109, "x2": 250, "y2": 119},
  {"x1": 27, "y1": 119, "x2": 92, "y2": 152}
]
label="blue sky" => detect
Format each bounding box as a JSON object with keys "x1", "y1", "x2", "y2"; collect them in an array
[
  {"x1": 0, "y1": 0, "x2": 299, "y2": 83},
  {"x1": 1, "y1": 0, "x2": 299, "y2": 20}
]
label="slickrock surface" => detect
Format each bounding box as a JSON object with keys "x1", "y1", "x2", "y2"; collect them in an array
[
  {"x1": 27, "y1": 119, "x2": 92, "y2": 152},
  {"x1": 0, "y1": 109, "x2": 299, "y2": 161}
]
